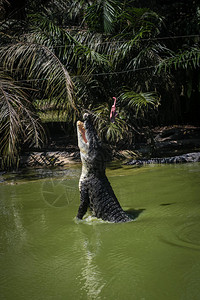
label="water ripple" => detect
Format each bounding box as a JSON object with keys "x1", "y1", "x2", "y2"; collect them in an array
[
  {"x1": 160, "y1": 221, "x2": 200, "y2": 251},
  {"x1": 176, "y1": 222, "x2": 200, "y2": 246}
]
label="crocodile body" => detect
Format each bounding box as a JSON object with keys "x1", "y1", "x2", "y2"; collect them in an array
[
  {"x1": 76, "y1": 114, "x2": 132, "y2": 223},
  {"x1": 126, "y1": 152, "x2": 200, "y2": 165}
]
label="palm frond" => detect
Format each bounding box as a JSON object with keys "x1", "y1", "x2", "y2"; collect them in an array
[
  {"x1": 117, "y1": 7, "x2": 163, "y2": 37},
  {"x1": 65, "y1": 0, "x2": 93, "y2": 21},
  {"x1": 28, "y1": 15, "x2": 109, "y2": 71},
  {"x1": 102, "y1": 0, "x2": 119, "y2": 34},
  {"x1": 0, "y1": 73, "x2": 44, "y2": 169},
  {"x1": 0, "y1": 41, "x2": 75, "y2": 108},
  {"x1": 84, "y1": 0, "x2": 120, "y2": 34},
  {"x1": 157, "y1": 45, "x2": 200, "y2": 72},
  {"x1": 127, "y1": 42, "x2": 169, "y2": 70},
  {"x1": 0, "y1": 0, "x2": 8, "y2": 14},
  {"x1": 120, "y1": 90, "x2": 160, "y2": 115},
  {"x1": 92, "y1": 102, "x2": 130, "y2": 144}
]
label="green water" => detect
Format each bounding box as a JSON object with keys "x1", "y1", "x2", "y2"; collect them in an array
[{"x1": 0, "y1": 163, "x2": 200, "y2": 300}]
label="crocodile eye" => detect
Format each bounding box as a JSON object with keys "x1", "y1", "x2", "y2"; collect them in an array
[{"x1": 83, "y1": 113, "x2": 89, "y2": 120}]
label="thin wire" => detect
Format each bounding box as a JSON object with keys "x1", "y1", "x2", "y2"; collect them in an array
[
  {"x1": 4, "y1": 34, "x2": 198, "y2": 50},
  {"x1": 11, "y1": 66, "x2": 155, "y2": 82},
  {"x1": 1, "y1": 41, "x2": 199, "y2": 74},
  {"x1": 12, "y1": 57, "x2": 197, "y2": 83},
  {"x1": 1, "y1": 54, "x2": 195, "y2": 74},
  {"x1": 49, "y1": 34, "x2": 200, "y2": 49},
  {"x1": 73, "y1": 65, "x2": 156, "y2": 77}
]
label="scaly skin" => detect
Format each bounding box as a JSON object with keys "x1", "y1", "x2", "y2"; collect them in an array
[
  {"x1": 126, "y1": 152, "x2": 200, "y2": 165},
  {"x1": 76, "y1": 113, "x2": 132, "y2": 223}
]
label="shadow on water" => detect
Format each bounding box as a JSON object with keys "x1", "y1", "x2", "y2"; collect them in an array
[
  {"x1": 160, "y1": 202, "x2": 176, "y2": 206},
  {"x1": 106, "y1": 161, "x2": 123, "y2": 170},
  {"x1": 125, "y1": 208, "x2": 145, "y2": 220}
]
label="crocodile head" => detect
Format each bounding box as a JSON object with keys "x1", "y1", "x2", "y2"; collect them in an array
[{"x1": 77, "y1": 113, "x2": 106, "y2": 176}]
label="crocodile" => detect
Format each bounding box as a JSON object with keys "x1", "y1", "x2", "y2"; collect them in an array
[
  {"x1": 76, "y1": 113, "x2": 132, "y2": 223},
  {"x1": 125, "y1": 152, "x2": 200, "y2": 165}
]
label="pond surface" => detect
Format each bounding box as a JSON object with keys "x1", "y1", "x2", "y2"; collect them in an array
[{"x1": 0, "y1": 163, "x2": 200, "y2": 300}]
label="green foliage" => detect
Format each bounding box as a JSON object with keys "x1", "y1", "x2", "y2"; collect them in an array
[
  {"x1": 85, "y1": 91, "x2": 160, "y2": 145},
  {"x1": 0, "y1": 73, "x2": 44, "y2": 169},
  {"x1": 84, "y1": 0, "x2": 120, "y2": 33},
  {"x1": 120, "y1": 90, "x2": 160, "y2": 116},
  {"x1": 157, "y1": 46, "x2": 200, "y2": 72},
  {"x1": 0, "y1": 0, "x2": 200, "y2": 169},
  {"x1": 117, "y1": 6, "x2": 163, "y2": 38},
  {"x1": 92, "y1": 103, "x2": 130, "y2": 144},
  {"x1": 0, "y1": 41, "x2": 74, "y2": 104}
]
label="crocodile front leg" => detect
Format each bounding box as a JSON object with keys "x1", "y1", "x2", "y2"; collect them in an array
[{"x1": 76, "y1": 183, "x2": 89, "y2": 219}]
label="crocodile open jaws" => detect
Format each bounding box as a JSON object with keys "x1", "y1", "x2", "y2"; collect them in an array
[{"x1": 76, "y1": 113, "x2": 132, "y2": 223}]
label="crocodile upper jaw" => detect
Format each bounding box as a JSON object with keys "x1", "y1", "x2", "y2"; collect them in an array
[
  {"x1": 77, "y1": 120, "x2": 89, "y2": 156},
  {"x1": 77, "y1": 121, "x2": 88, "y2": 144}
]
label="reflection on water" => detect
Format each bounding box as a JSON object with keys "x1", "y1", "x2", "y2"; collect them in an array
[
  {"x1": 0, "y1": 166, "x2": 81, "y2": 183},
  {"x1": 0, "y1": 163, "x2": 200, "y2": 300},
  {"x1": 73, "y1": 225, "x2": 105, "y2": 300},
  {"x1": 41, "y1": 178, "x2": 78, "y2": 208}
]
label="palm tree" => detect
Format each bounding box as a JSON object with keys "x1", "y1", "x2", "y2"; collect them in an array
[
  {"x1": 2, "y1": 0, "x2": 198, "y2": 169},
  {"x1": 0, "y1": 73, "x2": 44, "y2": 168},
  {"x1": 0, "y1": 1, "x2": 75, "y2": 168},
  {"x1": 0, "y1": 0, "x2": 166, "y2": 168}
]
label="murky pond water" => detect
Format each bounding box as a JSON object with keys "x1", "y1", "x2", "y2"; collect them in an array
[{"x1": 0, "y1": 163, "x2": 200, "y2": 300}]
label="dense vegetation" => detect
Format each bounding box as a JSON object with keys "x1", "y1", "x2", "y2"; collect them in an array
[{"x1": 0, "y1": 0, "x2": 200, "y2": 169}]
